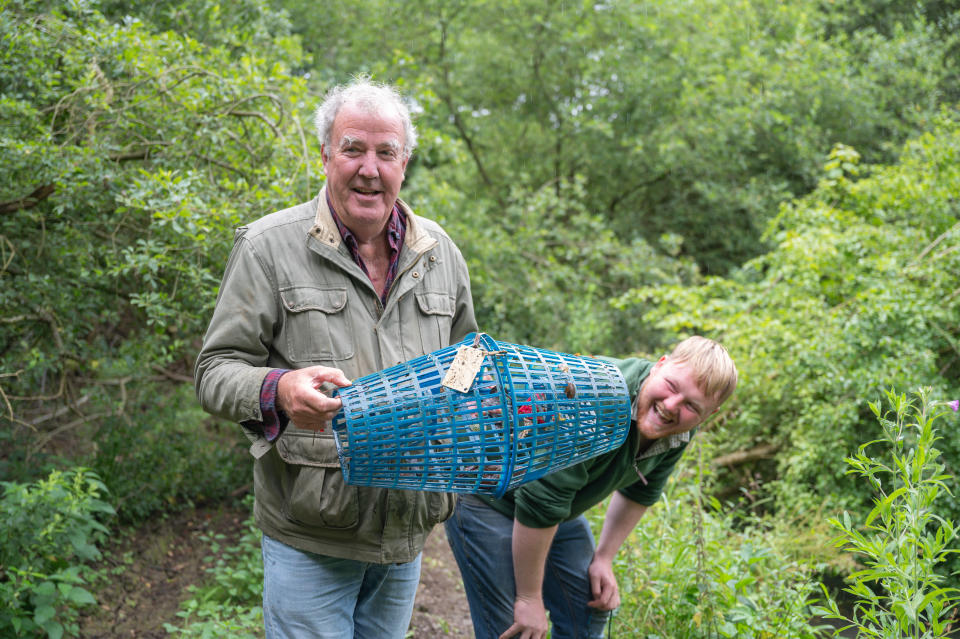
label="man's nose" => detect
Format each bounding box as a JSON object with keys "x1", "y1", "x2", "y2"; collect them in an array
[
  {"x1": 358, "y1": 151, "x2": 379, "y2": 178},
  {"x1": 662, "y1": 394, "x2": 683, "y2": 412}
]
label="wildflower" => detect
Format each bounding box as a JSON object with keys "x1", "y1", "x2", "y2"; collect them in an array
[{"x1": 950, "y1": 399, "x2": 959, "y2": 412}]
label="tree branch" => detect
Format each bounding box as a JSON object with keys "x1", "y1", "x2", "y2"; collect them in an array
[
  {"x1": 0, "y1": 184, "x2": 55, "y2": 214},
  {"x1": 150, "y1": 364, "x2": 194, "y2": 384}
]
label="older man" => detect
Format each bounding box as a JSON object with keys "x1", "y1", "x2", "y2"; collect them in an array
[{"x1": 195, "y1": 78, "x2": 477, "y2": 639}]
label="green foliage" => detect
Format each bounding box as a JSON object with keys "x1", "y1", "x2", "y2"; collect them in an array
[
  {"x1": 0, "y1": 0, "x2": 310, "y2": 480},
  {"x1": 282, "y1": 0, "x2": 958, "y2": 274},
  {"x1": 623, "y1": 112, "x2": 960, "y2": 557},
  {"x1": 163, "y1": 499, "x2": 264, "y2": 637},
  {"x1": 438, "y1": 175, "x2": 697, "y2": 354},
  {"x1": 0, "y1": 469, "x2": 114, "y2": 638},
  {"x1": 599, "y1": 447, "x2": 823, "y2": 638},
  {"x1": 86, "y1": 385, "x2": 249, "y2": 524},
  {"x1": 814, "y1": 389, "x2": 960, "y2": 638}
]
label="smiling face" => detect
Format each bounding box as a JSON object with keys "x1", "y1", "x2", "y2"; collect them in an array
[
  {"x1": 321, "y1": 103, "x2": 408, "y2": 239},
  {"x1": 634, "y1": 357, "x2": 718, "y2": 440}
]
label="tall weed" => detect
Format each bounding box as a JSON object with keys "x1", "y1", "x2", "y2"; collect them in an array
[
  {"x1": 815, "y1": 389, "x2": 960, "y2": 638},
  {"x1": 601, "y1": 442, "x2": 823, "y2": 638}
]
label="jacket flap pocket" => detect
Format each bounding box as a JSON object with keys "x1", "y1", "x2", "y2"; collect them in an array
[
  {"x1": 275, "y1": 432, "x2": 341, "y2": 468},
  {"x1": 280, "y1": 286, "x2": 347, "y2": 314},
  {"x1": 416, "y1": 292, "x2": 454, "y2": 317}
]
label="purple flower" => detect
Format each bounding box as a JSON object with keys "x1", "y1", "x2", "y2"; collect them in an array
[{"x1": 950, "y1": 399, "x2": 960, "y2": 412}]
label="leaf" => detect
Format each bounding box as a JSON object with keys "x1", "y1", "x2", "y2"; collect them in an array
[
  {"x1": 66, "y1": 585, "x2": 97, "y2": 606},
  {"x1": 33, "y1": 603, "x2": 56, "y2": 625}
]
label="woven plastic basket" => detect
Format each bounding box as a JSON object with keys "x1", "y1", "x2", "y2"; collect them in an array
[{"x1": 331, "y1": 333, "x2": 631, "y2": 497}]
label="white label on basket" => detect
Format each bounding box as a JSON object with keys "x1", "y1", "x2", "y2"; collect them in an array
[{"x1": 442, "y1": 345, "x2": 485, "y2": 393}]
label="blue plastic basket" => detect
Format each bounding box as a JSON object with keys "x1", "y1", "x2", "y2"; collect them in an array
[{"x1": 331, "y1": 333, "x2": 631, "y2": 497}]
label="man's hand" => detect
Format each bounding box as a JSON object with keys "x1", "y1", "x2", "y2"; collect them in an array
[
  {"x1": 276, "y1": 366, "x2": 351, "y2": 431},
  {"x1": 587, "y1": 555, "x2": 620, "y2": 611},
  {"x1": 499, "y1": 594, "x2": 548, "y2": 639}
]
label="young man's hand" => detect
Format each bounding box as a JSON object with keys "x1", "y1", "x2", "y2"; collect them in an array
[
  {"x1": 500, "y1": 594, "x2": 548, "y2": 639},
  {"x1": 587, "y1": 556, "x2": 621, "y2": 610}
]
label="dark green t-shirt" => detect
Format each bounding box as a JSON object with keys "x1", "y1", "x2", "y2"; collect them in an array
[{"x1": 479, "y1": 357, "x2": 693, "y2": 528}]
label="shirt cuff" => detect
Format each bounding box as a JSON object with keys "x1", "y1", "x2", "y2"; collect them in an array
[{"x1": 242, "y1": 368, "x2": 290, "y2": 442}]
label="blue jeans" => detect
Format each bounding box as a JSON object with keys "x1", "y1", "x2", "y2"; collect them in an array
[
  {"x1": 261, "y1": 533, "x2": 421, "y2": 639},
  {"x1": 445, "y1": 495, "x2": 611, "y2": 639}
]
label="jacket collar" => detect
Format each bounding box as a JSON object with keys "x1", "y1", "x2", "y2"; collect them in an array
[{"x1": 308, "y1": 186, "x2": 436, "y2": 255}]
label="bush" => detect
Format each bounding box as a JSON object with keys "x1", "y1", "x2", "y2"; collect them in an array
[
  {"x1": 0, "y1": 468, "x2": 114, "y2": 639},
  {"x1": 87, "y1": 385, "x2": 250, "y2": 524},
  {"x1": 598, "y1": 444, "x2": 824, "y2": 638},
  {"x1": 621, "y1": 112, "x2": 960, "y2": 567}
]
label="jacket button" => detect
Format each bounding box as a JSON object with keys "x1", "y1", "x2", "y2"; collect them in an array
[
  {"x1": 412, "y1": 272, "x2": 420, "y2": 278},
  {"x1": 429, "y1": 255, "x2": 437, "y2": 262}
]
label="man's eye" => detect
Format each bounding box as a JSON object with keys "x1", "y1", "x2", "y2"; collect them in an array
[{"x1": 379, "y1": 150, "x2": 398, "y2": 159}]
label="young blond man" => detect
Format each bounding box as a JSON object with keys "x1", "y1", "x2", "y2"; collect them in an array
[{"x1": 445, "y1": 336, "x2": 737, "y2": 639}]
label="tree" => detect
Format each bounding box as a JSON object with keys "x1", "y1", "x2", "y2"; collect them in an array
[{"x1": 0, "y1": 0, "x2": 310, "y2": 475}]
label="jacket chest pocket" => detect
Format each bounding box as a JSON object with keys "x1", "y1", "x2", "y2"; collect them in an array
[
  {"x1": 280, "y1": 286, "x2": 354, "y2": 362},
  {"x1": 414, "y1": 291, "x2": 455, "y2": 354}
]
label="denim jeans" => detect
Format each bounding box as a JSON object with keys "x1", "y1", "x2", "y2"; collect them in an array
[
  {"x1": 445, "y1": 495, "x2": 611, "y2": 639},
  {"x1": 261, "y1": 533, "x2": 421, "y2": 639}
]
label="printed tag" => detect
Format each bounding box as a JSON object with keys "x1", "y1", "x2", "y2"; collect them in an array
[{"x1": 442, "y1": 345, "x2": 485, "y2": 393}]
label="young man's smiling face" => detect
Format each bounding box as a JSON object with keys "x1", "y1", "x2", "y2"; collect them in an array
[
  {"x1": 321, "y1": 103, "x2": 408, "y2": 239},
  {"x1": 634, "y1": 357, "x2": 718, "y2": 440}
]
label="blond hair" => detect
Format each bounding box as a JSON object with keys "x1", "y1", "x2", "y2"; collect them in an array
[{"x1": 667, "y1": 336, "x2": 738, "y2": 406}]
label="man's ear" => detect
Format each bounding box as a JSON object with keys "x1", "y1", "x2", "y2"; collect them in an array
[{"x1": 652, "y1": 355, "x2": 668, "y2": 369}]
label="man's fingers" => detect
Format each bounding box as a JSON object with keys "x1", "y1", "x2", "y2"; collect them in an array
[{"x1": 310, "y1": 366, "x2": 351, "y2": 388}]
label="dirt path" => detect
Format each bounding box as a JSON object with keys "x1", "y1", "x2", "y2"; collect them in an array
[{"x1": 78, "y1": 503, "x2": 474, "y2": 638}]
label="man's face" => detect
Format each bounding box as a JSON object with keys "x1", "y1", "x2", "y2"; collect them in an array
[
  {"x1": 322, "y1": 103, "x2": 408, "y2": 237},
  {"x1": 634, "y1": 357, "x2": 717, "y2": 440}
]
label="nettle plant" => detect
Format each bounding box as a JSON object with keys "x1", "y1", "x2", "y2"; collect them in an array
[
  {"x1": 815, "y1": 389, "x2": 960, "y2": 638},
  {"x1": 606, "y1": 443, "x2": 823, "y2": 639}
]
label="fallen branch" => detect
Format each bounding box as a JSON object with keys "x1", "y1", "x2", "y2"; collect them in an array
[{"x1": 711, "y1": 443, "x2": 781, "y2": 468}]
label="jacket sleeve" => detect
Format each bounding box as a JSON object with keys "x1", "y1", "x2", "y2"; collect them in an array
[{"x1": 194, "y1": 230, "x2": 279, "y2": 424}]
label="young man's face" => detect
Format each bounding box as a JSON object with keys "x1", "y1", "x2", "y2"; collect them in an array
[
  {"x1": 634, "y1": 357, "x2": 718, "y2": 439},
  {"x1": 321, "y1": 103, "x2": 408, "y2": 238}
]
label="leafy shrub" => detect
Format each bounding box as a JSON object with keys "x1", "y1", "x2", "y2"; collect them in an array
[
  {"x1": 596, "y1": 445, "x2": 824, "y2": 639},
  {"x1": 0, "y1": 0, "x2": 310, "y2": 483},
  {"x1": 87, "y1": 385, "x2": 250, "y2": 524},
  {"x1": 0, "y1": 469, "x2": 114, "y2": 639},
  {"x1": 622, "y1": 112, "x2": 960, "y2": 570},
  {"x1": 815, "y1": 389, "x2": 960, "y2": 638}
]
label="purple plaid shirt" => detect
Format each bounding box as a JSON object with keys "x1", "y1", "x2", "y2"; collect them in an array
[
  {"x1": 245, "y1": 198, "x2": 407, "y2": 442},
  {"x1": 328, "y1": 196, "x2": 407, "y2": 305}
]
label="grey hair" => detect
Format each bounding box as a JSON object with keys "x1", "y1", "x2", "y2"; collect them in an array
[{"x1": 314, "y1": 77, "x2": 418, "y2": 160}]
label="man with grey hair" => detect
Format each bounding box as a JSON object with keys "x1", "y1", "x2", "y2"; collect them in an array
[{"x1": 195, "y1": 77, "x2": 477, "y2": 638}]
